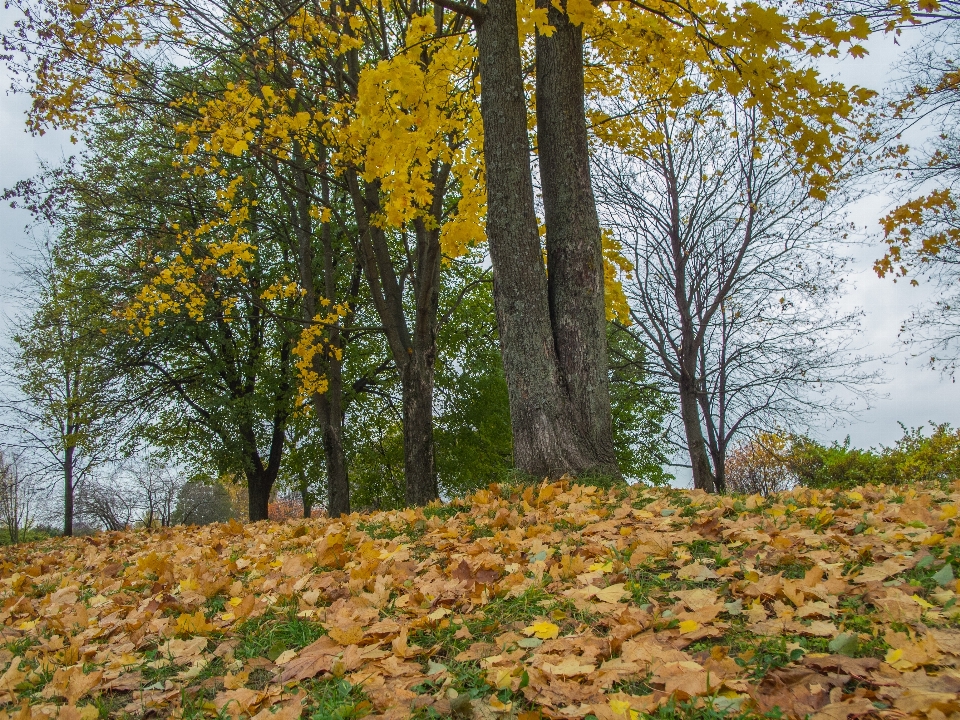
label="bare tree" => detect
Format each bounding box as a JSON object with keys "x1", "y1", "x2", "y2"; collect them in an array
[
  {"x1": 596, "y1": 89, "x2": 878, "y2": 493},
  {"x1": 134, "y1": 459, "x2": 184, "y2": 528},
  {"x1": 725, "y1": 433, "x2": 798, "y2": 496},
  {"x1": 76, "y1": 473, "x2": 138, "y2": 531},
  {"x1": 73, "y1": 453, "x2": 186, "y2": 531},
  {"x1": 0, "y1": 450, "x2": 40, "y2": 543}
]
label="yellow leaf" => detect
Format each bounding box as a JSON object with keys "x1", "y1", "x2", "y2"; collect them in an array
[
  {"x1": 678, "y1": 620, "x2": 700, "y2": 634},
  {"x1": 594, "y1": 583, "x2": 629, "y2": 603},
  {"x1": 885, "y1": 648, "x2": 903, "y2": 664},
  {"x1": 911, "y1": 594, "x2": 934, "y2": 609},
  {"x1": 523, "y1": 621, "x2": 560, "y2": 640},
  {"x1": 175, "y1": 610, "x2": 215, "y2": 636},
  {"x1": 428, "y1": 607, "x2": 451, "y2": 621},
  {"x1": 610, "y1": 698, "x2": 640, "y2": 719}
]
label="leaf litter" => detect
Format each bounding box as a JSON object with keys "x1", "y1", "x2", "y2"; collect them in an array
[{"x1": 0, "y1": 479, "x2": 956, "y2": 720}]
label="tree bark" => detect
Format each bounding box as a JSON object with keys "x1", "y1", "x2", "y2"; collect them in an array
[
  {"x1": 403, "y1": 353, "x2": 438, "y2": 505},
  {"x1": 299, "y1": 469, "x2": 314, "y2": 518},
  {"x1": 63, "y1": 443, "x2": 74, "y2": 536},
  {"x1": 535, "y1": 1, "x2": 619, "y2": 476},
  {"x1": 475, "y1": 0, "x2": 617, "y2": 478},
  {"x1": 246, "y1": 466, "x2": 272, "y2": 522},
  {"x1": 679, "y1": 370, "x2": 716, "y2": 493},
  {"x1": 346, "y1": 172, "x2": 442, "y2": 506},
  {"x1": 289, "y1": 148, "x2": 351, "y2": 518}
]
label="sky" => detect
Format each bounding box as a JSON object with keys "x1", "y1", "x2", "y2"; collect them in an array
[{"x1": 0, "y1": 11, "x2": 956, "y2": 467}]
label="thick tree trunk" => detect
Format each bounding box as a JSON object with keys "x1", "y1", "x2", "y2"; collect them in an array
[
  {"x1": 679, "y1": 371, "x2": 715, "y2": 493},
  {"x1": 246, "y1": 467, "x2": 272, "y2": 522},
  {"x1": 475, "y1": 0, "x2": 614, "y2": 478},
  {"x1": 63, "y1": 444, "x2": 74, "y2": 537},
  {"x1": 535, "y1": 2, "x2": 619, "y2": 476},
  {"x1": 320, "y1": 396, "x2": 350, "y2": 516},
  {"x1": 403, "y1": 354, "x2": 438, "y2": 506}
]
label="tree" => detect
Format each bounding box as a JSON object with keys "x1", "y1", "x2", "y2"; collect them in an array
[
  {"x1": 76, "y1": 473, "x2": 139, "y2": 531},
  {"x1": 2, "y1": 0, "x2": 876, "y2": 490},
  {"x1": 172, "y1": 478, "x2": 237, "y2": 525},
  {"x1": 0, "y1": 450, "x2": 40, "y2": 543},
  {"x1": 74, "y1": 454, "x2": 185, "y2": 530},
  {"x1": 454, "y1": 0, "x2": 874, "y2": 482},
  {"x1": 871, "y1": 6, "x2": 960, "y2": 371},
  {"x1": 9, "y1": 106, "x2": 318, "y2": 522},
  {"x1": 596, "y1": 88, "x2": 876, "y2": 492},
  {"x1": 1, "y1": 241, "x2": 129, "y2": 535},
  {"x1": 725, "y1": 433, "x2": 798, "y2": 496}
]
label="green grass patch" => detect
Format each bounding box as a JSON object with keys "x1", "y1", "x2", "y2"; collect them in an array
[{"x1": 234, "y1": 606, "x2": 326, "y2": 661}]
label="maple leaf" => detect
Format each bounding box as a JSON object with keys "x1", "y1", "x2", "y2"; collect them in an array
[
  {"x1": 175, "y1": 610, "x2": 216, "y2": 636},
  {"x1": 594, "y1": 583, "x2": 629, "y2": 603},
  {"x1": 522, "y1": 621, "x2": 560, "y2": 640}
]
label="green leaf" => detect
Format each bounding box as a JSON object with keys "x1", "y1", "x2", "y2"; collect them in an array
[
  {"x1": 932, "y1": 563, "x2": 955, "y2": 587},
  {"x1": 828, "y1": 632, "x2": 859, "y2": 657},
  {"x1": 426, "y1": 660, "x2": 448, "y2": 675},
  {"x1": 266, "y1": 640, "x2": 286, "y2": 662},
  {"x1": 518, "y1": 669, "x2": 530, "y2": 690}
]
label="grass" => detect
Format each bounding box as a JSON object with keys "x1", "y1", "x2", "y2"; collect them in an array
[{"x1": 235, "y1": 606, "x2": 327, "y2": 661}]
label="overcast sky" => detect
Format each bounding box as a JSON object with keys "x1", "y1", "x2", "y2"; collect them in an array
[{"x1": 0, "y1": 12, "x2": 956, "y2": 463}]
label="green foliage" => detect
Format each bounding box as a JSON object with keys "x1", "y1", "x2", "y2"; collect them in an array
[
  {"x1": 787, "y1": 435, "x2": 883, "y2": 489},
  {"x1": 172, "y1": 478, "x2": 237, "y2": 525},
  {"x1": 608, "y1": 325, "x2": 673, "y2": 485},
  {"x1": 434, "y1": 259, "x2": 513, "y2": 496},
  {"x1": 759, "y1": 422, "x2": 960, "y2": 490}
]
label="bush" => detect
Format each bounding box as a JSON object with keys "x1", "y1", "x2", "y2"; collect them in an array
[
  {"x1": 726, "y1": 423, "x2": 960, "y2": 493},
  {"x1": 173, "y1": 479, "x2": 237, "y2": 525},
  {"x1": 725, "y1": 433, "x2": 797, "y2": 495}
]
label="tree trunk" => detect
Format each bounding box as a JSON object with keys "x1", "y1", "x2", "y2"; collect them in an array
[
  {"x1": 290, "y1": 146, "x2": 352, "y2": 518},
  {"x1": 403, "y1": 354, "x2": 437, "y2": 505},
  {"x1": 475, "y1": 0, "x2": 611, "y2": 478},
  {"x1": 679, "y1": 371, "x2": 715, "y2": 493},
  {"x1": 63, "y1": 444, "x2": 74, "y2": 537},
  {"x1": 300, "y1": 478, "x2": 314, "y2": 519},
  {"x1": 535, "y1": 2, "x2": 619, "y2": 476},
  {"x1": 320, "y1": 397, "x2": 350, "y2": 516},
  {"x1": 246, "y1": 467, "x2": 272, "y2": 522},
  {"x1": 346, "y1": 172, "x2": 442, "y2": 506}
]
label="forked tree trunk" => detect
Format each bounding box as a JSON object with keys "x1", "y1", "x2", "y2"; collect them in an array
[
  {"x1": 347, "y1": 173, "x2": 442, "y2": 507},
  {"x1": 475, "y1": 0, "x2": 620, "y2": 478},
  {"x1": 536, "y1": 1, "x2": 619, "y2": 476}
]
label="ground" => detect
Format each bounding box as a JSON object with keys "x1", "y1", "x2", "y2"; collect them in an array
[{"x1": 0, "y1": 479, "x2": 958, "y2": 720}]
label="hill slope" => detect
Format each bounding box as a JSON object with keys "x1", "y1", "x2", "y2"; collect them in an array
[{"x1": 0, "y1": 480, "x2": 958, "y2": 720}]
